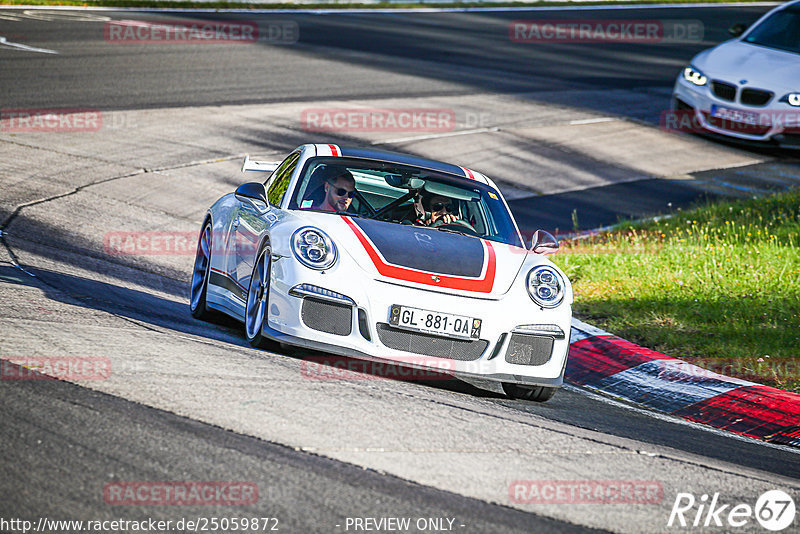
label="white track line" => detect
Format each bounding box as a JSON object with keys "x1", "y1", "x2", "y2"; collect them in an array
[
  {"x1": 372, "y1": 127, "x2": 498, "y2": 145},
  {"x1": 569, "y1": 117, "x2": 618, "y2": 125},
  {"x1": 0, "y1": 36, "x2": 58, "y2": 54}
]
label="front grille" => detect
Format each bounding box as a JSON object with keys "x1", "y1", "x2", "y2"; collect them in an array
[
  {"x1": 711, "y1": 81, "x2": 736, "y2": 102},
  {"x1": 740, "y1": 88, "x2": 773, "y2": 107},
  {"x1": 504, "y1": 334, "x2": 554, "y2": 366},
  {"x1": 376, "y1": 323, "x2": 488, "y2": 361},
  {"x1": 301, "y1": 298, "x2": 352, "y2": 336}
]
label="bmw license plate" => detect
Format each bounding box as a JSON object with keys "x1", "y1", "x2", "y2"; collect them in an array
[
  {"x1": 710, "y1": 105, "x2": 759, "y2": 125},
  {"x1": 389, "y1": 305, "x2": 481, "y2": 340}
]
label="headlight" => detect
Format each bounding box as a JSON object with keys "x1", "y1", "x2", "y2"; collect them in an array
[
  {"x1": 781, "y1": 93, "x2": 800, "y2": 107},
  {"x1": 683, "y1": 66, "x2": 707, "y2": 86},
  {"x1": 292, "y1": 227, "x2": 337, "y2": 270},
  {"x1": 526, "y1": 266, "x2": 565, "y2": 308}
]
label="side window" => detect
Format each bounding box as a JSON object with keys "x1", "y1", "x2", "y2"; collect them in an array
[{"x1": 267, "y1": 152, "x2": 300, "y2": 207}]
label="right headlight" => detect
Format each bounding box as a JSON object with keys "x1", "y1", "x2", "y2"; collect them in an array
[
  {"x1": 682, "y1": 65, "x2": 708, "y2": 87},
  {"x1": 527, "y1": 266, "x2": 565, "y2": 308},
  {"x1": 292, "y1": 227, "x2": 337, "y2": 270},
  {"x1": 780, "y1": 93, "x2": 800, "y2": 107}
]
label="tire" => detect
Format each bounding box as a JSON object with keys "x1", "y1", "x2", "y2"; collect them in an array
[
  {"x1": 244, "y1": 241, "x2": 273, "y2": 348},
  {"x1": 190, "y1": 221, "x2": 214, "y2": 321},
  {"x1": 502, "y1": 382, "x2": 557, "y2": 402}
]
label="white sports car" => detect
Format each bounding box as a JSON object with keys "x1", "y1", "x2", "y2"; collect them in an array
[
  {"x1": 190, "y1": 144, "x2": 572, "y2": 401},
  {"x1": 672, "y1": 1, "x2": 800, "y2": 147}
]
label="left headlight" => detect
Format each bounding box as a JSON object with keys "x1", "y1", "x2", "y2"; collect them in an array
[
  {"x1": 682, "y1": 65, "x2": 707, "y2": 87},
  {"x1": 292, "y1": 227, "x2": 337, "y2": 270},
  {"x1": 527, "y1": 266, "x2": 565, "y2": 308}
]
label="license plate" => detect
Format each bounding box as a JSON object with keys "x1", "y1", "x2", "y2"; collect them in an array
[
  {"x1": 389, "y1": 305, "x2": 481, "y2": 340},
  {"x1": 710, "y1": 105, "x2": 759, "y2": 125}
]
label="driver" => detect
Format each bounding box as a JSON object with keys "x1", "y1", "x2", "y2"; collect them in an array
[
  {"x1": 309, "y1": 166, "x2": 356, "y2": 213},
  {"x1": 416, "y1": 194, "x2": 460, "y2": 226}
]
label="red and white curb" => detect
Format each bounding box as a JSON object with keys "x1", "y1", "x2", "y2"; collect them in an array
[{"x1": 567, "y1": 318, "x2": 800, "y2": 447}]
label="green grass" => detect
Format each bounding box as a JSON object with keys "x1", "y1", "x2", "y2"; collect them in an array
[
  {"x1": 0, "y1": 0, "x2": 775, "y2": 8},
  {"x1": 555, "y1": 189, "x2": 800, "y2": 392}
]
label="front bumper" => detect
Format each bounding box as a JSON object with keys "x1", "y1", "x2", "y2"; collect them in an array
[
  {"x1": 672, "y1": 76, "x2": 800, "y2": 148},
  {"x1": 264, "y1": 256, "x2": 571, "y2": 388}
]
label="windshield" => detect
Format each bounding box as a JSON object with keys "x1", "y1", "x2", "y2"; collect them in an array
[
  {"x1": 288, "y1": 157, "x2": 524, "y2": 248},
  {"x1": 743, "y1": 8, "x2": 800, "y2": 55}
]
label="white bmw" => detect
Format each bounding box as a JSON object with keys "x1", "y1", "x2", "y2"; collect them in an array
[
  {"x1": 672, "y1": 1, "x2": 800, "y2": 147},
  {"x1": 190, "y1": 144, "x2": 572, "y2": 401}
]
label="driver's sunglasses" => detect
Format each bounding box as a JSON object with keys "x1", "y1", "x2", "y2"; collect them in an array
[
  {"x1": 332, "y1": 187, "x2": 357, "y2": 198},
  {"x1": 432, "y1": 201, "x2": 455, "y2": 213}
]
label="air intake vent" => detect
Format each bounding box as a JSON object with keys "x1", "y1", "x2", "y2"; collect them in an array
[
  {"x1": 505, "y1": 334, "x2": 554, "y2": 366},
  {"x1": 711, "y1": 81, "x2": 736, "y2": 102},
  {"x1": 740, "y1": 88, "x2": 773, "y2": 107},
  {"x1": 301, "y1": 298, "x2": 352, "y2": 336},
  {"x1": 376, "y1": 323, "x2": 487, "y2": 361}
]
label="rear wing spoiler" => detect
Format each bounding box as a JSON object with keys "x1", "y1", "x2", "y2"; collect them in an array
[{"x1": 242, "y1": 155, "x2": 280, "y2": 173}]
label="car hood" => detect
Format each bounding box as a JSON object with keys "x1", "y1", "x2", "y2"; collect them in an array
[
  {"x1": 693, "y1": 40, "x2": 800, "y2": 93},
  {"x1": 293, "y1": 212, "x2": 530, "y2": 299}
]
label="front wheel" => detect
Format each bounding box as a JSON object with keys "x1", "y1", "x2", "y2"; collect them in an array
[
  {"x1": 190, "y1": 222, "x2": 214, "y2": 320},
  {"x1": 502, "y1": 383, "x2": 557, "y2": 402},
  {"x1": 245, "y1": 242, "x2": 273, "y2": 348}
]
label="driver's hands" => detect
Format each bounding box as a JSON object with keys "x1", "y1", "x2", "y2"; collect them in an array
[{"x1": 430, "y1": 212, "x2": 460, "y2": 225}]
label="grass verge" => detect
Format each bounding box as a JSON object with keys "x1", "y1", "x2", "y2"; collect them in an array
[
  {"x1": 555, "y1": 188, "x2": 800, "y2": 393},
  {"x1": 0, "y1": 0, "x2": 778, "y2": 9}
]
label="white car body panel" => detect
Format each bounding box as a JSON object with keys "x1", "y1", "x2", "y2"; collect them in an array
[{"x1": 197, "y1": 144, "x2": 573, "y2": 389}]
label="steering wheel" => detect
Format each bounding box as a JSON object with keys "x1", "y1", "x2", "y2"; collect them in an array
[{"x1": 431, "y1": 218, "x2": 479, "y2": 236}]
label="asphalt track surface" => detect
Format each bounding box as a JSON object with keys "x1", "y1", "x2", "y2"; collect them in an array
[{"x1": 2, "y1": 4, "x2": 800, "y2": 533}]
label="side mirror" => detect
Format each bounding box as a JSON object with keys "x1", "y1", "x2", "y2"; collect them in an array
[
  {"x1": 530, "y1": 230, "x2": 559, "y2": 255},
  {"x1": 728, "y1": 23, "x2": 747, "y2": 37},
  {"x1": 235, "y1": 182, "x2": 269, "y2": 212}
]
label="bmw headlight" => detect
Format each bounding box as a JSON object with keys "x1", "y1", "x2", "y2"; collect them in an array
[
  {"x1": 527, "y1": 266, "x2": 565, "y2": 308},
  {"x1": 781, "y1": 93, "x2": 800, "y2": 107},
  {"x1": 292, "y1": 227, "x2": 337, "y2": 270},
  {"x1": 682, "y1": 66, "x2": 707, "y2": 87}
]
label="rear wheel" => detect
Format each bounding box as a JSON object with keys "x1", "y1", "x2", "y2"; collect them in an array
[
  {"x1": 502, "y1": 383, "x2": 557, "y2": 402},
  {"x1": 245, "y1": 242, "x2": 273, "y2": 348},
  {"x1": 190, "y1": 222, "x2": 214, "y2": 320}
]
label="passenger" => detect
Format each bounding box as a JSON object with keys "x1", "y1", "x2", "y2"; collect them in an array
[{"x1": 416, "y1": 193, "x2": 460, "y2": 226}]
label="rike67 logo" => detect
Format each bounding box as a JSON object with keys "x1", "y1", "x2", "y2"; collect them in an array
[{"x1": 668, "y1": 490, "x2": 795, "y2": 531}]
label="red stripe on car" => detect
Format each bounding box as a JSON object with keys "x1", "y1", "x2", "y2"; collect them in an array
[
  {"x1": 328, "y1": 144, "x2": 340, "y2": 157},
  {"x1": 341, "y1": 216, "x2": 496, "y2": 293},
  {"x1": 461, "y1": 166, "x2": 476, "y2": 180}
]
